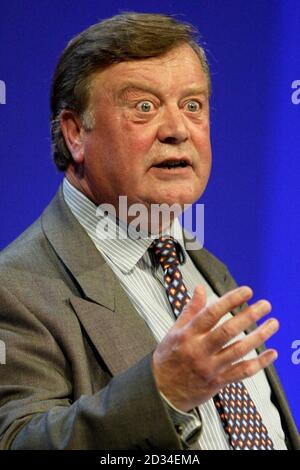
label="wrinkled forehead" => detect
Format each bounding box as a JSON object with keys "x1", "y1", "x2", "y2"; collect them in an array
[{"x1": 88, "y1": 44, "x2": 209, "y2": 102}]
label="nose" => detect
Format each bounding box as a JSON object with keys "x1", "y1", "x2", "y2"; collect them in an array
[{"x1": 157, "y1": 105, "x2": 189, "y2": 144}]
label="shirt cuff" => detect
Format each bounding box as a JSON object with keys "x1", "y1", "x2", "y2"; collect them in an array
[{"x1": 160, "y1": 391, "x2": 202, "y2": 446}]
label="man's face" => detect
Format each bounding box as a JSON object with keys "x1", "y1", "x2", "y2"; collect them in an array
[{"x1": 75, "y1": 43, "x2": 212, "y2": 210}]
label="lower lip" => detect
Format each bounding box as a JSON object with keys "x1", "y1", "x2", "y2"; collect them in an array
[{"x1": 150, "y1": 165, "x2": 193, "y2": 178}]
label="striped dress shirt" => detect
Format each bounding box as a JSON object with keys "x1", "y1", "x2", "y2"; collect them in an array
[{"x1": 63, "y1": 178, "x2": 287, "y2": 450}]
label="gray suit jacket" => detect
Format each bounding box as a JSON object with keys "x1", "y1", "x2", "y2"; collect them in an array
[{"x1": 0, "y1": 186, "x2": 299, "y2": 450}]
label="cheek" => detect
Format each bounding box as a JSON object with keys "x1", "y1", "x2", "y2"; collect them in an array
[
  {"x1": 121, "y1": 118, "x2": 157, "y2": 156},
  {"x1": 108, "y1": 124, "x2": 156, "y2": 184},
  {"x1": 193, "y1": 126, "x2": 212, "y2": 159}
]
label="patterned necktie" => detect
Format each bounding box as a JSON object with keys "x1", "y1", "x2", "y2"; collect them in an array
[{"x1": 150, "y1": 236, "x2": 274, "y2": 450}]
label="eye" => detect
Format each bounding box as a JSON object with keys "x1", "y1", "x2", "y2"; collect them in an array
[
  {"x1": 136, "y1": 101, "x2": 154, "y2": 113},
  {"x1": 186, "y1": 100, "x2": 202, "y2": 112}
]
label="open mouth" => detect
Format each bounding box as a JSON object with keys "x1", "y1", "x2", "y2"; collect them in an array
[{"x1": 153, "y1": 159, "x2": 191, "y2": 169}]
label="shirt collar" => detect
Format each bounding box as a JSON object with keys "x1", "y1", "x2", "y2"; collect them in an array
[{"x1": 63, "y1": 178, "x2": 185, "y2": 273}]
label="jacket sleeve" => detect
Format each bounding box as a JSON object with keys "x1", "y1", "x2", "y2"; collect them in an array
[{"x1": 0, "y1": 285, "x2": 182, "y2": 450}]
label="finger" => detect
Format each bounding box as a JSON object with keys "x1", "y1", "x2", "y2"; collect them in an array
[
  {"x1": 190, "y1": 285, "x2": 253, "y2": 335},
  {"x1": 175, "y1": 285, "x2": 206, "y2": 328},
  {"x1": 205, "y1": 299, "x2": 272, "y2": 354},
  {"x1": 216, "y1": 317, "x2": 279, "y2": 368},
  {"x1": 218, "y1": 349, "x2": 278, "y2": 386}
]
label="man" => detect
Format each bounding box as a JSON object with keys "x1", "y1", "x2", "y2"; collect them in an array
[{"x1": 0, "y1": 13, "x2": 299, "y2": 450}]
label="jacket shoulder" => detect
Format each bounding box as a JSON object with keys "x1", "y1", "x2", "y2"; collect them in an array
[{"x1": 0, "y1": 216, "x2": 45, "y2": 271}]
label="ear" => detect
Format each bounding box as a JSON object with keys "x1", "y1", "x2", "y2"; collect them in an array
[{"x1": 60, "y1": 109, "x2": 85, "y2": 164}]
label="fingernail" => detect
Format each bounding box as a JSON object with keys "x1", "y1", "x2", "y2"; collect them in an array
[
  {"x1": 240, "y1": 286, "x2": 251, "y2": 296},
  {"x1": 271, "y1": 349, "x2": 278, "y2": 360},
  {"x1": 267, "y1": 319, "x2": 279, "y2": 331}
]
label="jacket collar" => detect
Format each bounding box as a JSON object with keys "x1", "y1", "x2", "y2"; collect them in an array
[{"x1": 42, "y1": 184, "x2": 115, "y2": 310}]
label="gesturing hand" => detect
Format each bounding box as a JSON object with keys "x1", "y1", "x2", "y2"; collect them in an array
[{"x1": 152, "y1": 285, "x2": 279, "y2": 412}]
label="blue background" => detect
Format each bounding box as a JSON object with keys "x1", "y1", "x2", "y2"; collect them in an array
[{"x1": 0, "y1": 0, "x2": 299, "y2": 430}]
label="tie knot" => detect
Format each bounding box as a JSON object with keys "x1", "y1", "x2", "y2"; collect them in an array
[{"x1": 150, "y1": 237, "x2": 180, "y2": 271}]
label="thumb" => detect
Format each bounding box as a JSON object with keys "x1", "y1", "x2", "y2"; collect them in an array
[{"x1": 175, "y1": 284, "x2": 206, "y2": 329}]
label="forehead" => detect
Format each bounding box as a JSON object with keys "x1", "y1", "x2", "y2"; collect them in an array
[{"x1": 89, "y1": 44, "x2": 208, "y2": 100}]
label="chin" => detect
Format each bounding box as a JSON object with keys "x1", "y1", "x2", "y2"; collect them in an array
[
  {"x1": 140, "y1": 184, "x2": 201, "y2": 207},
  {"x1": 163, "y1": 190, "x2": 200, "y2": 206},
  {"x1": 147, "y1": 196, "x2": 195, "y2": 209}
]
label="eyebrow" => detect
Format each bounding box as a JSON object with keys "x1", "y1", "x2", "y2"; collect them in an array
[
  {"x1": 116, "y1": 81, "x2": 209, "y2": 101},
  {"x1": 116, "y1": 82, "x2": 160, "y2": 101}
]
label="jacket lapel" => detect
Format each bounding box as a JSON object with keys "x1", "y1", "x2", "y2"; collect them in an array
[
  {"x1": 69, "y1": 294, "x2": 157, "y2": 376},
  {"x1": 186, "y1": 238, "x2": 242, "y2": 317},
  {"x1": 41, "y1": 185, "x2": 157, "y2": 376},
  {"x1": 42, "y1": 185, "x2": 114, "y2": 310}
]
